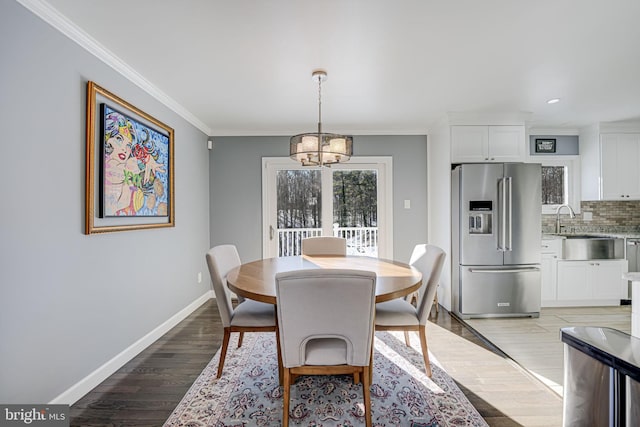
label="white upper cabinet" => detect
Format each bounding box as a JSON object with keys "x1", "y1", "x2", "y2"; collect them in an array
[
  {"x1": 451, "y1": 125, "x2": 525, "y2": 163},
  {"x1": 600, "y1": 133, "x2": 640, "y2": 200}
]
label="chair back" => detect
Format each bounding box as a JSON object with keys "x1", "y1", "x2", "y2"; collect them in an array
[
  {"x1": 410, "y1": 244, "x2": 446, "y2": 324},
  {"x1": 205, "y1": 245, "x2": 241, "y2": 327},
  {"x1": 301, "y1": 236, "x2": 347, "y2": 256},
  {"x1": 275, "y1": 269, "x2": 376, "y2": 368}
]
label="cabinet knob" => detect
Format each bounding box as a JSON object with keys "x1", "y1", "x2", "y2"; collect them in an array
[
  {"x1": 490, "y1": 157, "x2": 495, "y2": 160},
  {"x1": 484, "y1": 158, "x2": 489, "y2": 160}
]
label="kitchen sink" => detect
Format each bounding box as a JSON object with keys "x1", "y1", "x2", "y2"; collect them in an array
[{"x1": 562, "y1": 236, "x2": 624, "y2": 260}]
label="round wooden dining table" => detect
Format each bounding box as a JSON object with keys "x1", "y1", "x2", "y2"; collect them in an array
[{"x1": 227, "y1": 255, "x2": 423, "y2": 304}]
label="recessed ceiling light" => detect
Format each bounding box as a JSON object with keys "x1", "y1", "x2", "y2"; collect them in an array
[{"x1": 547, "y1": 98, "x2": 560, "y2": 104}]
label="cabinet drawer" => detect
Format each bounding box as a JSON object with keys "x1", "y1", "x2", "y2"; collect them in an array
[{"x1": 541, "y1": 238, "x2": 562, "y2": 255}]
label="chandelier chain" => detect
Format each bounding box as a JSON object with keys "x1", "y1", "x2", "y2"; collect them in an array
[
  {"x1": 289, "y1": 69, "x2": 352, "y2": 167},
  {"x1": 317, "y1": 75, "x2": 322, "y2": 134}
]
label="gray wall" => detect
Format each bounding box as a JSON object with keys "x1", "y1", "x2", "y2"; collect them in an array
[
  {"x1": 210, "y1": 135, "x2": 428, "y2": 263},
  {"x1": 0, "y1": 2, "x2": 211, "y2": 403}
]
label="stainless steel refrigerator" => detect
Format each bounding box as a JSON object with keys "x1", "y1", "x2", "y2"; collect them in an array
[{"x1": 452, "y1": 163, "x2": 541, "y2": 319}]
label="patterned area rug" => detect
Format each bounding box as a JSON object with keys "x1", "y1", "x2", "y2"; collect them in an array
[{"x1": 164, "y1": 331, "x2": 487, "y2": 426}]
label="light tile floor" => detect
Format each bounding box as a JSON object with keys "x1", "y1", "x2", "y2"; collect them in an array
[{"x1": 464, "y1": 306, "x2": 632, "y2": 396}]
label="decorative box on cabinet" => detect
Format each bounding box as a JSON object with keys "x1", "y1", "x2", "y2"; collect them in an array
[{"x1": 451, "y1": 125, "x2": 525, "y2": 163}]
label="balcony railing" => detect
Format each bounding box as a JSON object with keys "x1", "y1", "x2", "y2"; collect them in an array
[{"x1": 277, "y1": 226, "x2": 378, "y2": 257}]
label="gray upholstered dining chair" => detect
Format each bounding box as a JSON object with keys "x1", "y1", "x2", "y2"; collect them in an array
[
  {"x1": 374, "y1": 244, "x2": 446, "y2": 377},
  {"x1": 301, "y1": 236, "x2": 347, "y2": 256},
  {"x1": 275, "y1": 269, "x2": 376, "y2": 427},
  {"x1": 206, "y1": 244, "x2": 277, "y2": 378}
]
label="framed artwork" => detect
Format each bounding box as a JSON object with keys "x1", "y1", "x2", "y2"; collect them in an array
[
  {"x1": 85, "y1": 81, "x2": 175, "y2": 234},
  {"x1": 535, "y1": 138, "x2": 556, "y2": 153}
]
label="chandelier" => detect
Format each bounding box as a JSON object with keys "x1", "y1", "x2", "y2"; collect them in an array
[{"x1": 290, "y1": 70, "x2": 353, "y2": 167}]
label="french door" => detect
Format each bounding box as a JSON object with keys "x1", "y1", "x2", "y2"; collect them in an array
[{"x1": 262, "y1": 157, "x2": 392, "y2": 259}]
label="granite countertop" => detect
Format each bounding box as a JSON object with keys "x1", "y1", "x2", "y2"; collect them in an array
[
  {"x1": 623, "y1": 272, "x2": 640, "y2": 281},
  {"x1": 543, "y1": 232, "x2": 640, "y2": 239},
  {"x1": 542, "y1": 234, "x2": 565, "y2": 240}
]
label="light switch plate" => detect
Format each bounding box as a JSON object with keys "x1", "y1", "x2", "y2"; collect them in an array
[
  {"x1": 583, "y1": 211, "x2": 592, "y2": 221},
  {"x1": 404, "y1": 199, "x2": 411, "y2": 209}
]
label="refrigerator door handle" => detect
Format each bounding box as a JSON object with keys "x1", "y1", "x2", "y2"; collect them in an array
[
  {"x1": 468, "y1": 267, "x2": 540, "y2": 273},
  {"x1": 506, "y1": 176, "x2": 513, "y2": 251},
  {"x1": 498, "y1": 177, "x2": 507, "y2": 251}
]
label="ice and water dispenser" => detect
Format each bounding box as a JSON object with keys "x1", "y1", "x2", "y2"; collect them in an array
[{"x1": 468, "y1": 201, "x2": 492, "y2": 235}]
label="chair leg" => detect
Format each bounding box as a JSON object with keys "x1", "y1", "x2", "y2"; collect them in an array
[
  {"x1": 434, "y1": 292, "x2": 439, "y2": 314},
  {"x1": 362, "y1": 366, "x2": 372, "y2": 427},
  {"x1": 237, "y1": 331, "x2": 244, "y2": 348},
  {"x1": 282, "y1": 368, "x2": 291, "y2": 426},
  {"x1": 353, "y1": 372, "x2": 360, "y2": 384},
  {"x1": 404, "y1": 330, "x2": 411, "y2": 346},
  {"x1": 418, "y1": 325, "x2": 432, "y2": 377},
  {"x1": 409, "y1": 292, "x2": 416, "y2": 305},
  {"x1": 275, "y1": 307, "x2": 284, "y2": 385},
  {"x1": 217, "y1": 328, "x2": 231, "y2": 378},
  {"x1": 368, "y1": 336, "x2": 374, "y2": 383}
]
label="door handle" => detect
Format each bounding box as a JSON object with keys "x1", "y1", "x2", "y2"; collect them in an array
[
  {"x1": 499, "y1": 177, "x2": 507, "y2": 251},
  {"x1": 269, "y1": 225, "x2": 274, "y2": 241},
  {"x1": 469, "y1": 267, "x2": 540, "y2": 273},
  {"x1": 506, "y1": 176, "x2": 513, "y2": 251},
  {"x1": 497, "y1": 178, "x2": 503, "y2": 251}
]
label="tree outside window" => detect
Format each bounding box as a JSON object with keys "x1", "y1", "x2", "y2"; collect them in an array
[{"x1": 542, "y1": 165, "x2": 566, "y2": 205}]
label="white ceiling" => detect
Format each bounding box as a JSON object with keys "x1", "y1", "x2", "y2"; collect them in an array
[{"x1": 40, "y1": 0, "x2": 640, "y2": 136}]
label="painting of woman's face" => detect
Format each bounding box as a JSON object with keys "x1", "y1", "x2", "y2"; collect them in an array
[
  {"x1": 106, "y1": 134, "x2": 132, "y2": 162},
  {"x1": 101, "y1": 104, "x2": 170, "y2": 218}
]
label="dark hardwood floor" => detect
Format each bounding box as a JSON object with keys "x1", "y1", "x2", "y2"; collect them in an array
[
  {"x1": 69, "y1": 299, "x2": 513, "y2": 426},
  {"x1": 70, "y1": 300, "x2": 223, "y2": 426}
]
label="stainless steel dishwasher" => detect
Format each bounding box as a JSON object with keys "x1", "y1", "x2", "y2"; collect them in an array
[{"x1": 626, "y1": 238, "x2": 640, "y2": 300}]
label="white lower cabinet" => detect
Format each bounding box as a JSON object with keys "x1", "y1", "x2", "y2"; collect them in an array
[
  {"x1": 556, "y1": 260, "x2": 627, "y2": 306},
  {"x1": 541, "y1": 239, "x2": 561, "y2": 306}
]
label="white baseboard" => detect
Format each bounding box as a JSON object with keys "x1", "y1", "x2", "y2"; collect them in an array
[{"x1": 50, "y1": 290, "x2": 214, "y2": 405}]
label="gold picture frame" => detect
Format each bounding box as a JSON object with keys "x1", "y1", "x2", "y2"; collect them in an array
[{"x1": 85, "y1": 81, "x2": 175, "y2": 234}]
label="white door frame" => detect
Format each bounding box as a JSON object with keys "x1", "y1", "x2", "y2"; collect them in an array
[{"x1": 262, "y1": 156, "x2": 393, "y2": 259}]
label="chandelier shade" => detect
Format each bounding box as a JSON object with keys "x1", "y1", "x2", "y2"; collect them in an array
[
  {"x1": 289, "y1": 70, "x2": 353, "y2": 167},
  {"x1": 290, "y1": 133, "x2": 353, "y2": 166}
]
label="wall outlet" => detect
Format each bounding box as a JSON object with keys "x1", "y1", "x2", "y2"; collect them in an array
[
  {"x1": 583, "y1": 211, "x2": 593, "y2": 221},
  {"x1": 197, "y1": 272, "x2": 202, "y2": 283}
]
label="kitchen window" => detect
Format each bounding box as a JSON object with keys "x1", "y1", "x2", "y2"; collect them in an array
[{"x1": 540, "y1": 156, "x2": 581, "y2": 214}]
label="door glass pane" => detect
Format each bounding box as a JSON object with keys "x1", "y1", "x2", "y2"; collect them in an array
[
  {"x1": 333, "y1": 170, "x2": 378, "y2": 256},
  {"x1": 276, "y1": 170, "x2": 321, "y2": 256},
  {"x1": 542, "y1": 166, "x2": 565, "y2": 205}
]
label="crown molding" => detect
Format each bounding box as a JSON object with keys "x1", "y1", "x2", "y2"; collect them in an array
[{"x1": 16, "y1": 0, "x2": 212, "y2": 135}]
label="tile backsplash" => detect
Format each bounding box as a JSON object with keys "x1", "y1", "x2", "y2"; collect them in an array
[{"x1": 542, "y1": 200, "x2": 640, "y2": 234}]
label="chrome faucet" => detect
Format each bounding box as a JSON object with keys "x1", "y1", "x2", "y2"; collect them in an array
[{"x1": 555, "y1": 204, "x2": 576, "y2": 234}]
